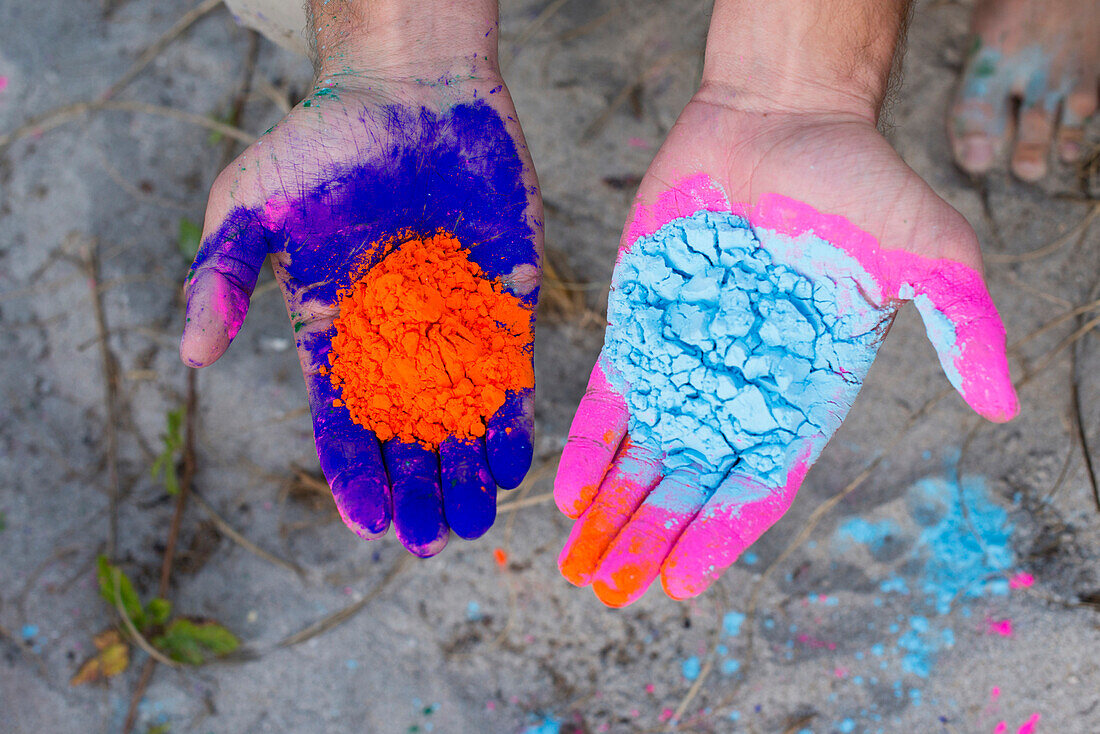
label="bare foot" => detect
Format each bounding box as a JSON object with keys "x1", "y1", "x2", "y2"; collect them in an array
[{"x1": 949, "y1": 0, "x2": 1100, "y2": 181}]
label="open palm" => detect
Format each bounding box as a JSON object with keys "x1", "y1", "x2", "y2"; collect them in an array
[
  {"x1": 555, "y1": 92, "x2": 1018, "y2": 606},
  {"x1": 181, "y1": 79, "x2": 542, "y2": 557}
]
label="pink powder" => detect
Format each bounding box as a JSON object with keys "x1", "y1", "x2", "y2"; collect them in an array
[
  {"x1": 987, "y1": 618, "x2": 1014, "y2": 637},
  {"x1": 0, "y1": 76, "x2": 8, "y2": 93},
  {"x1": 1017, "y1": 713, "x2": 1041, "y2": 733},
  {"x1": 1010, "y1": 572, "x2": 1034, "y2": 589},
  {"x1": 627, "y1": 137, "x2": 650, "y2": 148}
]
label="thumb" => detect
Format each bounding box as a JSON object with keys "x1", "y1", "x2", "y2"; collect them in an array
[
  {"x1": 904, "y1": 261, "x2": 1019, "y2": 422},
  {"x1": 179, "y1": 201, "x2": 268, "y2": 368}
]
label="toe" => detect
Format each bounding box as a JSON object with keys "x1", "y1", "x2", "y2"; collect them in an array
[
  {"x1": 1057, "y1": 88, "x2": 1098, "y2": 163},
  {"x1": 1011, "y1": 102, "x2": 1056, "y2": 182},
  {"x1": 949, "y1": 49, "x2": 1012, "y2": 175}
]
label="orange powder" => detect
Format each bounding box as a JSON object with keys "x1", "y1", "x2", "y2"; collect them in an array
[{"x1": 326, "y1": 231, "x2": 534, "y2": 446}]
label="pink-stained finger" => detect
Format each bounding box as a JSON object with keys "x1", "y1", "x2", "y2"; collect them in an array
[
  {"x1": 590, "y1": 467, "x2": 711, "y2": 608},
  {"x1": 179, "y1": 211, "x2": 268, "y2": 367},
  {"x1": 661, "y1": 441, "x2": 818, "y2": 601},
  {"x1": 904, "y1": 264, "x2": 1019, "y2": 423},
  {"x1": 554, "y1": 358, "x2": 630, "y2": 518},
  {"x1": 747, "y1": 193, "x2": 1019, "y2": 423},
  {"x1": 558, "y1": 439, "x2": 661, "y2": 587}
]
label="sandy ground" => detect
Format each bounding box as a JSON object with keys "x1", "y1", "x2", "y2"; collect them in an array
[{"x1": 2, "y1": 1, "x2": 1100, "y2": 732}]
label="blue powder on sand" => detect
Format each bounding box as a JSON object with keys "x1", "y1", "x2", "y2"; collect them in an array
[
  {"x1": 838, "y1": 518, "x2": 899, "y2": 553},
  {"x1": 682, "y1": 656, "x2": 702, "y2": 681},
  {"x1": 21, "y1": 624, "x2": 38, "y2": 640},
  {"x1": 905, "y1": 475, "x2": 1013, "y2": 614},
  {"x1": 722, "y1": 611, "x2": 746, "y2": 637},
  {"x1": 519, "y1": 716, "x2": 562, "y2": 734},
  {"x1": 605, "y1": 210, "x2": 885, "y2": 487}
]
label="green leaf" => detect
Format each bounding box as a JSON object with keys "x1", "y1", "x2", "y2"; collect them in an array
[
  {"x1": 153, "y1": 619, "x2": 239, "y2": 666},
  {"x1": 146, "y1": 597, "x2": 172, "y2": 627},
  {"x1": 151, "y1": 407, "x2": 185, "y2": 495},
  {"x1": 96, "y1": 556, "x2": 146, "y2": 631},
  {"x1": 177, "y1": 218, "x2": 203, "y2": 260},
  {"x1": 206, "y1": 108, "x2": 239, "y2": 146}
]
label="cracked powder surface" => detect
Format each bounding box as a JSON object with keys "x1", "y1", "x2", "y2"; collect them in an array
[{"x1": 604, "y1": 210, "x2": 886, "y2": 487}]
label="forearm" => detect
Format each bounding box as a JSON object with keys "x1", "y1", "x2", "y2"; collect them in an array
[
  {"x1": 701, "y1": 0, "x2": 912, "y2": 120},
  {"x1": 307, "y1": 0, "x2": 499, "y2": 76}
]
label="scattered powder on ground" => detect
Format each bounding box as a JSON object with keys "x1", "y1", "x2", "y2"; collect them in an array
[
  {"x1": 327, "y1": 231, "x2": 533, "y2": 445},
  {"x1": 605, "y1": 210, "x2": 884, "y2": 485}
]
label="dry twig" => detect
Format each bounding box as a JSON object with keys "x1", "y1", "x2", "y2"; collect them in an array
[
  {"x1": 277, "y1": 556, "x2": 412, "y2": 648},
  {"x1": 100, "y1": 0, "x2": 224, "y2": 101}
]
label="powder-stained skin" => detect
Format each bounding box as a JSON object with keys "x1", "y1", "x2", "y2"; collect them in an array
[
  {"x1": 183, "y1": 99, "x2": 541, "y2": 556},
  {"x1": 328, "y1": 231, "x2": 534, "y2": 446},
  {"x1": 555, "y1": 174, "x2": 1018, "y2": 608},
  {"x1": 605, "y1": 210, "x2": 887, "y2": 489}
]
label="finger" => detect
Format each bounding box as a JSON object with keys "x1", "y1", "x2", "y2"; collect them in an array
[
  {"x1": 308, "y1": 368, "x2": 391, "y2": 539},
  {"x1": 554, "y1": 358, "x2": 629, "y2": 518},
  {"x1": 440, "y1": 436, "x2": 496, "y2": 540},
  {"x1": 1010, "y1": 100, "x2": 1056, "y2": 182},
  {"x1": 180, "y1": 210, "x2": 268, "y2": 367},
  {"x1": 558, "y1": 440, "x2": 661, "y2": 588},
  {"x1": 906, "y1": 262, "x2": 1019, "y2": 422},
  {"x1": 383, "y1": 440, "x2": 449, "y2": 558},
  {"x1": 661, "y1": 441, "x2": 820, "y2": 601},
  {"x1": 1056, "y1": 88, "x2": 1098, "y2": 163},
  {"x1": 590, "y1": 465, "x2": 711, "y2": 608},
  {"x1": 948, "y1": 48, "x2": 1012, "y2": 175},
  {"x1": 485, "y1": 388, "x2": 534, "y2": 490}
]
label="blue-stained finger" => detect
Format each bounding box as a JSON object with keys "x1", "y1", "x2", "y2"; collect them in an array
[
  {"x1": 306, "y1": 350, "x2": 392, "y2": 538},
  {"x1": 485, "y1": 389, "x2": 534, "y2": 490},
  {"x1": 384, "y1": 440, "x2": 449, "y2": 557},
  {"x1": 440, "y1": 437, "x2": 496, "y2": 540},
  {"x1": 180, "y1": 209, "x2": 269, "y2": 367}
]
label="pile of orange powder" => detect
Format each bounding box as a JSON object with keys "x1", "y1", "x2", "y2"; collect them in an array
[{"x1": 324, "y1": 231, "x2": 534, "y2": 446}]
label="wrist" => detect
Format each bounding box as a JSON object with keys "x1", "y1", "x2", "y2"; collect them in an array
[
  {"x1": 699, "y1": 0, "x2": 909, "y2": 121},
  {"x1": 309, "y1": 0, "x2": 500, "y2": 79}
]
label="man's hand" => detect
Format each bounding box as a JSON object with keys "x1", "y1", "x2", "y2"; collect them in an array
[
  {"x1": 553, "y1": 0, "x2": 1018, "y2": 606},
  {"x1": 180, "y1": 1, "x2": 542, "y2": 556}
]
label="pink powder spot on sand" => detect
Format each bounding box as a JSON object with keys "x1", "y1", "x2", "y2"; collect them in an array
[
  {"x1": 1017, "y1": 713, "x2": 1041, "y2": 733},
  {"x1": 1010, "y1": 572, "x2": 1034, "y2": 589},
  {"x1": 995, "y1": 723, "x2": 1008, "y2": 734},
  {"x1": 627, "y1": 136, "x2": 650, "y2": 148},
  {"x1": 645, "y1": 684, "x2": 656, "y2": 694},
  {"x1": 987, "y1": 618, "x2": 1014, "y2": 637},
  {"x1": 486, "y1": 701, "x2": 495, "y2": 711},
  {"x1": 0, "y1": 77, "x2": 8, "y2": 93},
  {"x1": 834, "y1": 667, "x2": 848, "y2": 678},
  {"x1": 796, "y1": 633, "x2": 837, "y2": 650},
  {"x1": 991, "y1": 686, "x2": 1001, "y2": 702},
  {"x1": 659, "y1": 708, "x2": 675, "y2": 722}
]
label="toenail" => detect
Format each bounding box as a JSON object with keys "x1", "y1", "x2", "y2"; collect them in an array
[{"x1": 959, "y1": 136, "x2": 995, "y2": 173}]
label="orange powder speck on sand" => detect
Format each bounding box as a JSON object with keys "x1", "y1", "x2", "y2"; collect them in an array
[{"x1": 328, "y1": 231, "x2": 534, "y2": 446}]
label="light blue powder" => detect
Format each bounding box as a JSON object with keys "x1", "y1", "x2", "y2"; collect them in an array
[
  {"x1": 519, "y1": 716, "x2": 562, "y2": 734},
  {"x1": 682, "y1": 656, "x2": 701, "y2": 681},
  {"x1": 605, "y1": 211, "x2": 886, "y2": 489},
  {"x1": 837, "y1": 518, "x2": 899, "y2": 553},
  {"x1": 722, "y1": 611, "x2": 746, "y2": 637}
]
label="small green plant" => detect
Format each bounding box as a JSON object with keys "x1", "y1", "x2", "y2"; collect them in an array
[
  {"x1": 177, "y1": 218, "x2": 203, "y2": 260},
  {"x1": 151, "y1": 407, "x2": 185, "y2": 495},
  {"x1": 73, "y1": 557, "x2": 240, "y2": 685},
  {"x1": 206, "y1": 108, "x2": 239, "y2": 146}
]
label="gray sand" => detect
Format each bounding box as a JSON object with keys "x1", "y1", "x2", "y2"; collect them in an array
[{"x1": 2, "y1": 1, "x2": 1098, "y2": 732}]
